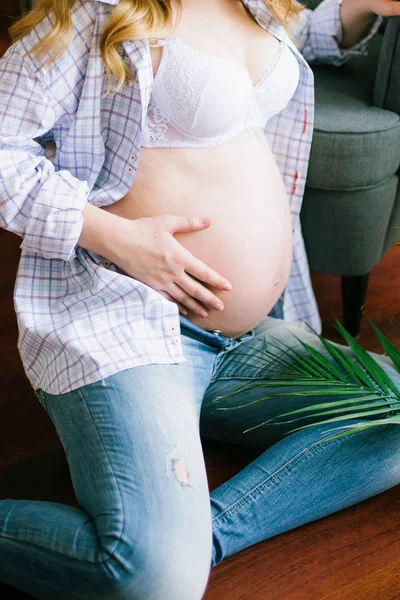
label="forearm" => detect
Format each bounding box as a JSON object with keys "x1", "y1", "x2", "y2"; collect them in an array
[
  {"x1": 339, "y1": 0, "x2": 380, "y2": 48},
  {"x1": 77, "y1": 203, "x2": 131, "y2": 263}
]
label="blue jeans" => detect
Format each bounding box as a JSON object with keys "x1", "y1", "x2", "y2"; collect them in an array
[{"x1": 1, "y1": 315, "x2": 400, "y2": 600}]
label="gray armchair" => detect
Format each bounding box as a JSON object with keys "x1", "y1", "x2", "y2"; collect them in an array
[{"x1": 300, "y1": 2, "x2": 400, "y2": 335}]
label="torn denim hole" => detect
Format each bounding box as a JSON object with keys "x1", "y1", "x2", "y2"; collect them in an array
[{"x1": 166, "y1": 446, "x2": 192, "y2": 487}]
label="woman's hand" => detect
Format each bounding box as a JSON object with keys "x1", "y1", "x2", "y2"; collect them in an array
[{"x1": 109, "y1": 214, "x2": 233, "y2": 317}]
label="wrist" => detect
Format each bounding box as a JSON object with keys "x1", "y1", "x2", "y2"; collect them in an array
[
  {"x1": 77, "y1": 202, "x2": 134, "y2": 263},
  {"x1": 103, "y1": 213, "x2": 136, "y2": 266}
]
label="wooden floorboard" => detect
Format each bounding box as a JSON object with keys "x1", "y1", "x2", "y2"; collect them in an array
[{"x1": 1, "y1": 24, "x2": 400, "y2": 600}]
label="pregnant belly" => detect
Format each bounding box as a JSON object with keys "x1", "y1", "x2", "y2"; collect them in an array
[{"x1": 103, "y1": 129, "x2": 293, "y2": 338}]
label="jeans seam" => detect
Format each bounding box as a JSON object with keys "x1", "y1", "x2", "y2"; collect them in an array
[
  {"x1": 209, "y1": 337, "x2": 259, "y2": 383},
  {"x1": 211, "y1": 424, "x2": 384, "y2": 525},
  {"x1": 210, "y1": 354, "x2": 224, "y2": 383},
  {"x1": 2, "y1": 388, "x2": 127, "y2": 569},
  {"x1": 1, "y1": 389, "x2": 130, "y2": 578},
  {"x1": 0, "y1": 537, "x2": 84, "y2": 599},
  {"x1": 75, "y1": 387, "x2": 127, "y2": 574},
  {"x1": 0, "y1": 524, "x2": 98, "y2": 567},
  {"x1": 2, "y1": 388, "x2": 127, "y2": 570},
  {"x1": 209, "y1": 363, "x2": 288, "y2": 385}
]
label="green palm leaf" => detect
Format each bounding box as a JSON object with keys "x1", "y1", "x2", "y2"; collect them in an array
[
  {"x1": 214, "y1": 314, "x2": 400, "y2": 441},
  {"x1": 289, "y1": 341, "x2": 348, "y2": 382},
  {"x1": 333, "y1": 318, "x2": 400, "y2": 397},
  {"x1": 216, "y1": 393, "x2": 388, "y2": 413},
  {"x1": 303, "y1": 327, "x2": 375, "y2": 389},
  {"x1": 365, "y1": 315, "x2": 400, "y2": 372},
  {"x1": 242, "y1": 404, "x2": 395, "y2": 435}
]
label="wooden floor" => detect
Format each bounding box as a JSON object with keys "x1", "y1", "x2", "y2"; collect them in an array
[{"x1": 1, "y1": 22, "x2": 400, "y2": 600}]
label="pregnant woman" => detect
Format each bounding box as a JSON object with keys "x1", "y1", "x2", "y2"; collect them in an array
[{"x1": 1, "y1": 0, "x2": 400, "y2": 599}]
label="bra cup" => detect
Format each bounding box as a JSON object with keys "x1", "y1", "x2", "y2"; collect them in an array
[
  {"x1": 152, "y1": 41, "x2": 253, "y2": 139},
  {"x1": 190, "y1": 63, "x2": 252, "y2": 138},
  {"x1": 142, "y1": 38, "x2": 300, "y2": 148},
  {"x1": 151, "y1": 41, "x2": 210, "y2": 136},
  {"x1": 248, "y1": 46, "x2": 300, "y2": 127}
]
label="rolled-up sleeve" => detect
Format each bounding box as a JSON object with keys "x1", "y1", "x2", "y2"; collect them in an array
[
  {"x1": 290, "y1": 0, "x2": 383, "y2": 65},
  {"x1": 0, "y1": 48, "x2": 89, "y2": 261}
]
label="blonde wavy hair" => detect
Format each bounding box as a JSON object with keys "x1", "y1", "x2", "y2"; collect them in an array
[{"x1": 9, "y1": 0, "x2": 305, "y2": 94}]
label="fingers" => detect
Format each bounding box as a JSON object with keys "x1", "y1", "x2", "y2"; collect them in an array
[
  {"x1": 171, "y1": 268, "x2": 230, "y2": 314},
  {"x1": 183, "y1": 253, "x2": 233, "y2": 291},
  {"x1": 167, "y1": 282, "x2": 212, "y2": 317},
  {"x1": 157, "y1": 214, "x2": 233, "y2": 316},
  {"x1": 166, "y1": 216, "x2": 233, "y2": 291},
  {"x1": 157, "y1": 290, "x2": 188, "y2": 315},
  {"x1": 168, "y1": 215, "x2": 212, "y2": 234}
]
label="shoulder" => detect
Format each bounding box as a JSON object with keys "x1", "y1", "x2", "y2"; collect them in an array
[
  {"x1": 3, "y1": 1, "x2": 119, "y2": 108},
  {"x1": 10, "y1": 1, "x2": 112, "y2": 82}
]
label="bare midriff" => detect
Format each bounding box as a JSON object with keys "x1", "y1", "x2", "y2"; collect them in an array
[
  {"x1": 103, "y1": 1, "x2": 293, "y2": 339},
  {"x1": 104, "y1": 128, "x2": 293, "y2": 339}
]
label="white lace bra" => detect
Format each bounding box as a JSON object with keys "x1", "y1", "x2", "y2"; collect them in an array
[{"x1": 141, "y1": 36, "x2": 300, "y2": 148}]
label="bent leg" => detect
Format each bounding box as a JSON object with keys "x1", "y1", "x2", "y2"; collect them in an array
[
  {"x1": 199, "y1": 317, "x2": 400, "y2": 566},
  {"x1": 1, "y1": 355, "x2": 214, "y2": 599}
]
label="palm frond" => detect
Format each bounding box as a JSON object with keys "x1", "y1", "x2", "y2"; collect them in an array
[
  {"x1": 214, "y1": 314, "x2": 400, "y2": 441},
  {"x1": 365, "y1": 315, "x2": 400, "y2": 372},
  {"x1": 242, "y1": 403, "x2": 395, "y2": 436},
  {"x1": 333, "y1": 318, "x2": 400, "y2": 398}
]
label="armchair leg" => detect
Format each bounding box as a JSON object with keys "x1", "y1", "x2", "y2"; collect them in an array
[{"x1": 341, "y1": 274, "x2": 370, "y2": 337}]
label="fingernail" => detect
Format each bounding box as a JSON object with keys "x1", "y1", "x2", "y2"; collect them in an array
[
  {"x1": 200, "y1": 310, "x2": 208, "y2": 317},
  {"x1": 223, "y1": 283, "x2": 233, "y2": 290},
  {"x1": 215, "y1": 303, "x2": 224, "y2": 311}
]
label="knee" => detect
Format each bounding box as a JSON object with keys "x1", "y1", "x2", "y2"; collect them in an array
[
  {"x1": 87, "y1": 484, "x2": 213, "y2": 599},
  {"x1": 129, "y1": 548, "x2": 212, "y2": 600},
  {"x1": 88, "y1": 538, "x2": 212, "y2": 600}
]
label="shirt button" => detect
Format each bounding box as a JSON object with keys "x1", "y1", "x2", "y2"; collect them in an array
[
  {"x1": 103, "y1": 260, "x2": 111, "y2": 268},
  {"x1": 32, "y1": 384, "x2": 39, "y2": 391},
  {"x1": 128, "y1": 167, "x2": 132, "y2": 172},
  {"x1": 131, "y1": 155, "x2": 136, "y2": 161},
  {"x1": 173, "y1": 338, "x2": 179, "y2": 344}
]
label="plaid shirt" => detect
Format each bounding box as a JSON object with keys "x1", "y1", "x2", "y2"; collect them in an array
[{"x1": 0, "y1": 0, "x2": 382, "y2": 394}]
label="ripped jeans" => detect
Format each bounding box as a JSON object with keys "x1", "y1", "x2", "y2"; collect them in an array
[{"x1": 1, "y1": 315, "x2": 400, "y2": 600}]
